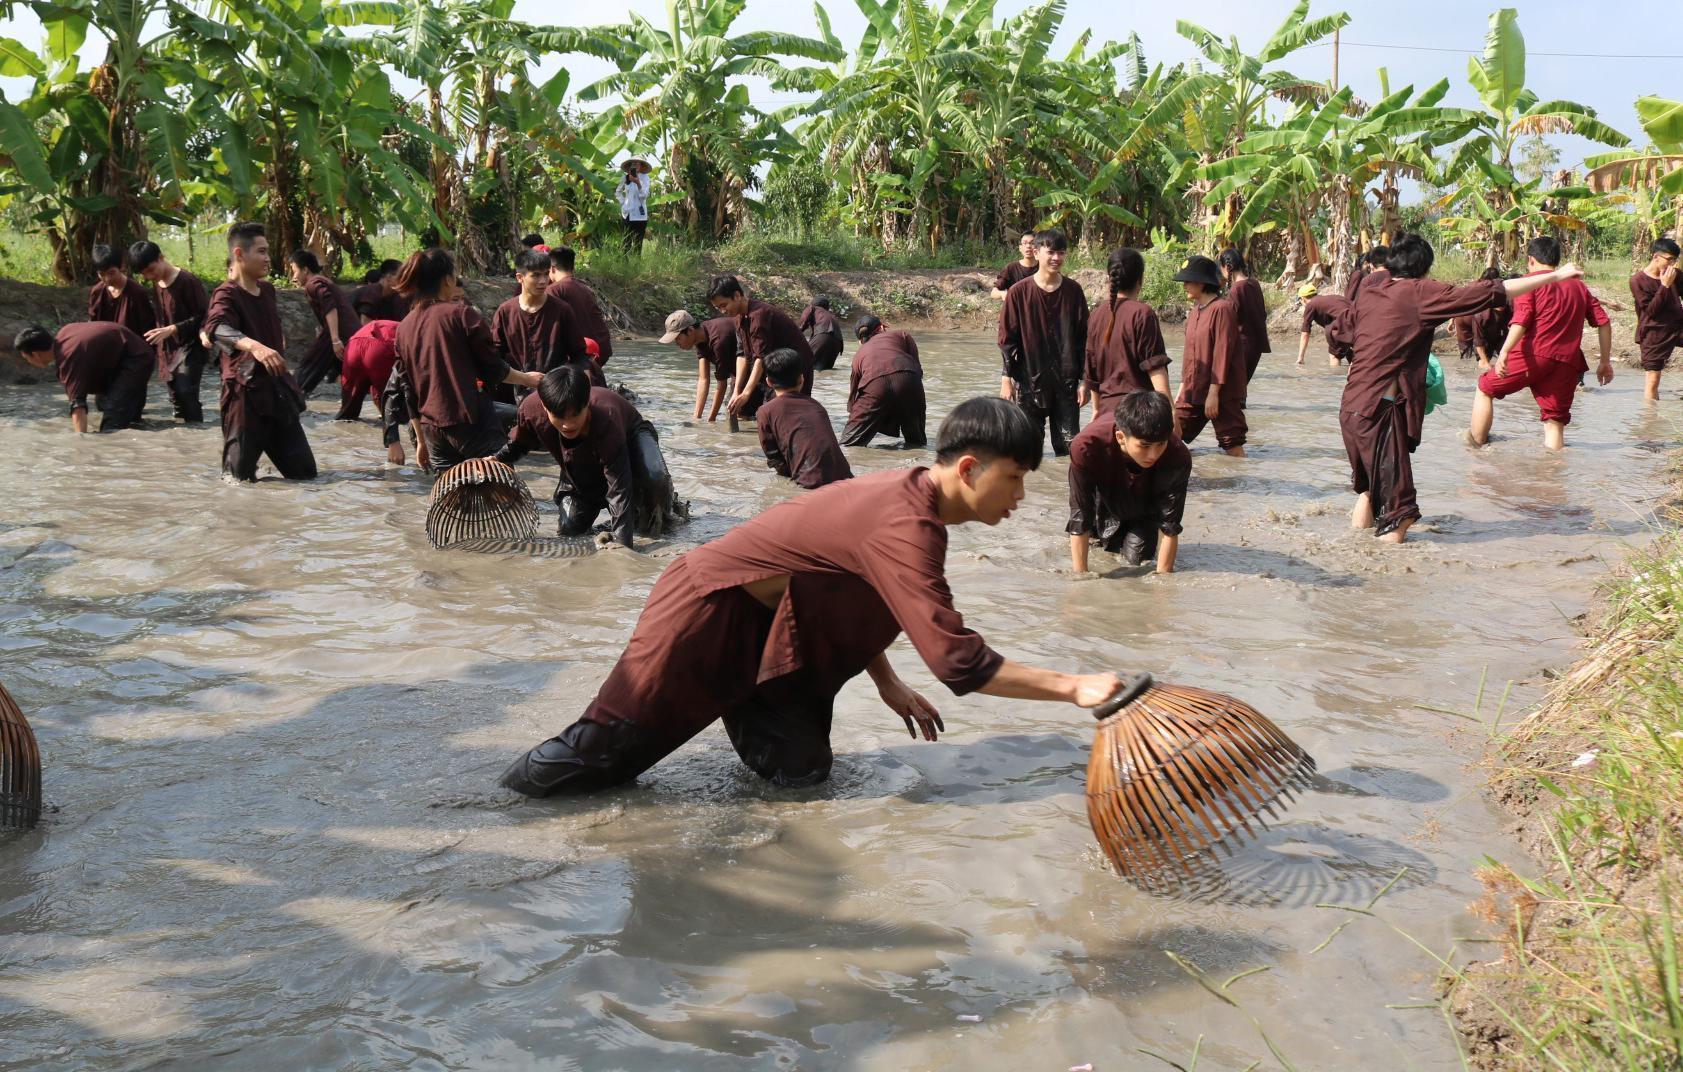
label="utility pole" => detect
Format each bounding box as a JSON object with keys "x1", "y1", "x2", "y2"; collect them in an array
[{"x1": 1332, "y1": 27, "x2": 1340, "y2": 89}]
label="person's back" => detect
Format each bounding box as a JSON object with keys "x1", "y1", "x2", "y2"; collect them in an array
[
  {"x1": 759, "y1": 393, "x2": 853, "y2": 488},
  {"x1": 1511, "y1": 275, "x2": 1600, "y2": 365}
]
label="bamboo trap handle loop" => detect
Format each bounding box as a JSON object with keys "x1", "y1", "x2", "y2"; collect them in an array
[{"x1": 1092, "y1": 672, "x2": 1154, "y2": 719}]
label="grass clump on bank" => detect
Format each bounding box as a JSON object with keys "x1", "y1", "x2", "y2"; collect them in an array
[{"x1": 1450, "y1": 511, "x2": 1683, "y2": 1069}]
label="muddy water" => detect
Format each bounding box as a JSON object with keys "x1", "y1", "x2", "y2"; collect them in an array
[{"x1": 0, "y1": 329, "x2": 1673, "y2": 1070}]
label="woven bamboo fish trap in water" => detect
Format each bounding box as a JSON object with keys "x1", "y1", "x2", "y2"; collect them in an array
[
  {"x1": 0, "y1": 680, "x2": 41, "y2": 830},
  {"x1": 1086, "y1": 673, "x2": 1315, "y2": 895},
  {"x1": 425, "y1": 458, "x2": 539, "y2": 548}
]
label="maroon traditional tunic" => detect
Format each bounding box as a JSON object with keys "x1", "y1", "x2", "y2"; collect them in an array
[
  {"x1": 1346, "y1": 267, "x2": 1388, "y2": 301},
  {"x1": 1631, "y1": 270, "x2": 1683, "y2": 369},
  {"x1": 88, "y1": 277, "x2": 157, "y2": 342},
  {"x1": 1173, "y1": 296, "x2": 1247, "y2": 450},
  {"x1": 695, "y1": 316, "x2": 741, "y2": 382},
  {"x1": 491, "y1": 294, "x2": 587, "y2": 373},
  {"x1": 395, "y1": 300, "x2": 511, "y2": 432},
  {"x1": 739, "y1": 298, "x2": 816, "y2": 398},
  {"x1": 1084, "y1": 297, "x2": 1170, "y2": 414},
  {"x1": 545, "y1": 277, "x2": 613, "y2": 361},
  {"x1": 1065, "y1": 415, "x2": 1192, "y2": 549},
  {"x1": 51, "y1": 322, "x2": 152, "y2": 408},
  {"x1": 205, "y1": 280, "x2": 292, "y2": 393},
  {"x1": 1300, "y1": 294, "x2": 1354, "y2": 362},
  {"x1": 303, "y1": 275, "x2": 360, "y2": 359},
  {"x1": 352, "y1": 283, "x2": 410, "y2": 323},
  {"x1": 1228, "y1": 276, "x2": 1271, "y2": 380},
  {"x1": 757, "y1": 394, "x2": 853, "y2": 489},
  {"x1": 994, "y1": 261, "x2": 1035, "y2": 292},
  {"x1": 150, "y1": 267, "x2": 210, "y2": 378},
  {"x1": 577, "y1": 466, "x2": 1005, "y2": 744},
  {"x1": 502, "y1": 387, "x2": 642, "y2": 546},
  {"x1": 998, "y1": 276, "x2": 1089, "y2": 392}
]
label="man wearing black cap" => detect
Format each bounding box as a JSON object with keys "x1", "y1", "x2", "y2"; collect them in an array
[{"x1": 1170, "y1": 255, "x2": 1247, "y2": 457}]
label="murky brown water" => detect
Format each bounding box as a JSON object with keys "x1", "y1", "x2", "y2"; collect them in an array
[{"x1": 0, "y1": 330, "x2": 1674, "y2": 1070}]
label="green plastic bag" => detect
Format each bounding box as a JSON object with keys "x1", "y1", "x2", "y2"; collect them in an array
[{"x1": 1424, "y1": 354, "x2": 1448, "y2": 416}]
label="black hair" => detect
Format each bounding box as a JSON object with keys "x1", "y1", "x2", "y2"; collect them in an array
[
  {"x1": 288, "y1": 249, "x2": 321, "y2": 273},
  {"x1": 361, "y1": 267, "x2": 384, "y2": 285},
  {"x1": 854, "y1": 314, "x2": 883, "y2": 342},
  {"x1": 515, "y1": 249, "x2": 551, "y2": 275},
  {"x1": 1366, "y1": 245, "x2": 1390, "y2": 268},
  {"x1": 91, "y1": 244, "x2": 123, "y2": 273},
  {"x1": 1217, "y1": 248, "x2": 1248, "y2": 274},
  {"x1": 763, "y1": 348, "x2": 804, "y2": 390},
  {"x1": 394, "y1": 248, "x2": 454, "y2": 300},
  {"x1": 1479, "y1": 265, "x2": 1505, "y2": 281},
  {"x1": 227, "y1": 221, "x2": 266, "y2": 252},
  {"x1": 1107, "y1": 247, "x2": 1145, "y2": 303},
  {"x1": 1526, "y1": 235, "x2": 1561, "y2": 267},
  {"x1": 1652, "y1": 238, "x2": 1681, "y2": 257},
  {"x1": 128, "y1": 241, "x2": 163, "y2": 273},
  {"x1": 934, "y1": 396, "x2": 1042, "y2": 470},
  {"x1": 1033, "y1": 229, "x2": 1068, "y2": 253},
  {"x1": 378, "y1": 258, "x2": 400, "y2": 275},
  {"x1": 537, "y1": 363, "x2": 593, "y2": 417},
  {"x1": 1113, "y1": 390, "x2": 1173, "y2": 442},
  {"x1": 1385, "y1": 234, "x2": 1434, "y2": 280},
  {"x1": 521, "y1": 233, "x2": 546, "y2": 248},
  {"x1": 13, "y1": 324, "x2": 53, "y2": 354},
  {"x1": 706, "y1": 274, "x2": 744, "y2": 301},
  {"x1": 812, "y1": 295, "x2": 830, "y2": 310},
  {"x1": 548, "y1": 246, "x2": 576, "y2": 272}
]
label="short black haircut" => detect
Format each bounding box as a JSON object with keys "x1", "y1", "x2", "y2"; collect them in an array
[
  {"x1": 763, "y1": 348, "x2": 804, "y2": 390},
  {"x1": 812, "y1": 295, "x2": 830, "y2": 310},
  {"x1": 854, "y1": 314, "x2": 883, "y2": 342},
  {"x1": 1479, "y1": 265, "x2": 1505, "y2": 281},
  {"x1": 1366, "y1": 245, "x2": 1390, "y2": 268},
  {"x1": 1107, "y1": 247, "x2": 1145, "y2": 294},
  {"x1": 288, "y1": 249, "x2": 321, "y2": 273},
  {"x1": 548, "y1": 246, "x2": 576, "y2": 272},
  {"x1": 228, "y1": 221, "x2": 266, "y2": 251},
  {"x1": 1652, "y1": 238, "x2": 1681, "y2": 257},
  {"x1": 378, "y1": 258, "x2": 401, "y2": 276},
  {"x1": 1217, "y1": 248, "x2": 1248, "y2": 273},
  {"x1": 1033, "y1": 229, "x2": 1068, "y2": 253},
  {"x1": 935, "y1": 396, "x2": 1042, "y2": 470},
  {"x1": 706, "y1": 274, "x2": 744, "y2": 301},
  {"x1": 361, "y1": 266, "x2": 384, "y2": 285},
  {"x1": 14, "y1": 324, "x2": 53, "y2": 355},
  {"x1": 515, "y1": 249, "x2": 551, "y2": 275},
  {"x1": 537, "y1": 363, "x2": 593, "y2": 417},
  {"x1": 91, "y1": 244, "x2": 122, "y2": 273},
  {"x1": 1385, "y1": 234, "x2": 1434, "y2": 280},
  {"x1": 1526, "y1": 235, "x2": 1561, "y2": 267},
  {"x1": 128, "y1": 241, "x2": 163, "y2": 273},
  {"x1": 521, "y1": 233, "x2": 546, "y2": 248},
  {"x1": 1114, "y1": 390, "x2": 1173, "y2": 442}
]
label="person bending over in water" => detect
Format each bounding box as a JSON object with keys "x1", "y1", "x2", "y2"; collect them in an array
[
  {"x1": 14, "y1": 321, "x2": 153, "y2": 433},
  {"x1": 1344, "y1": 234, "x2": 1583, "y2": 543},
  {"x1": 660, "y1": 309, "x2": 740, "y2": 423},
  {"x1": 1295, "y1": 283, "x2": 1352, "y2": 368},
  {"x1": 1067, "y1": 390, "x2": 1190, "y2": 576},
  {"x1": 498, "y1": 396, "x2": 1122, "y2": 796},
  {"x1": 493, "y1": 365, "x2": 678, "y2": 547},
  {"x1": 798, "y1": 295, "x2": 845, "y2": 372},
  {"x1": 756, "y1": 348, "x2": 853, "y2": 489},
  {"x1": 841, "y1": 315, "x2": 926, "y2": 448}
]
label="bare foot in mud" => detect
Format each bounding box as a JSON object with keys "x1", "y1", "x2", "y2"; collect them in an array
[
  {"x1": 1378, "y1": 517, "x2": 1415, "y2": 544},
  {"x1": 1224, "y1": 446, "x2": 1247, "y2": 458},
  {"x1": 1350, "y1": 492, "x2": 1374, "y2": 530}
]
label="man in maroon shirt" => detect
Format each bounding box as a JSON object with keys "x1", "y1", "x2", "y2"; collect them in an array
[
  {"x1": 497, "y1": 396, "x2": 1122, "y2": 797},
  {"x1": 1171, "y1": 256, "x2": 1246, "y2": 456},
  {"x1": 798, "y1": 296, "x2": 846, "y2": 372},
  {"x1": 492, "y1": 365, "x2": 678, "y2": 547},
  {"x1": 998, "y1": 229, "x2": 1088, "y2": 457},
  {"x1": 88, "y1": 244, "x2": 158, "y2": 343},
  {"x1": 546, "y1": 247, "x2": 614, "y2": 363},
  {"x1": 15, "y1": 321, "x2": 153, "y2": 432},
  {"x1": 204, "y1": 222, "x2": 318, "y2": 482},
  {"x1": 1085, "y1": 247, "x2": 1170, "y2": 417},
  {"x1": 1219, "y1": 249, "x2": 1271, "y2": 383},
  {"x1": 352, "y1": 260, "x2": 409, "y2": 325},
  {"x1": 1067, "y1": 390, "x2": 1191, "y2": 575},
  {"x1": 130, "y1": 240, "x2": 211, "y2": 423},
  {"x1": 1344, "y1": 234, "x2": 1581, "y2": 542},
  {"x1": 991, "y1": 232, "x2": 1038, "y2": 299},
  {"x1": 1345, "y1": 246, "x2": 1389, "y2": 301},
  {"x1": 708, "y1": 274, "x2": 817, "y2": 415},
  {"x1": 1468, "y1": 236, "x2": 1612, "y2": 451},
  {"x1": 1631, "y1": 238, "x2": 1683, "y2": 402},
  {"x1": 662, "y1": 309, "x2": 741, "y2": 423},
  {"x1": 757, "y1": 348, "x2": 854, "y2": 488},
  {"x1": 1294, "y1": 283, "x2": 1353, "y2": 367},
  {"x1": 287, "y1": 250, "x2": 362, "y2": 396},
  {"x1": 842, "y1": 315, "x2": 926, "y2": 447},
  {"x1": 493, "y1": 249, "x2": 591, "y2": 392}
]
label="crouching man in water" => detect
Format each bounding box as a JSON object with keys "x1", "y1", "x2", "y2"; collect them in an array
[
  {"x1": 499, "y1": 396, "x2": 1122, "y2": 796},
  {"x1": 1067, "y1": 390, "x2": 1191, "y2": 575},
  {"x1": 14, "y1": 321, "x2": 153, "y2": 432},
  {"x1": 492, "y1": 365, "x2": 680, "y2": 547}
]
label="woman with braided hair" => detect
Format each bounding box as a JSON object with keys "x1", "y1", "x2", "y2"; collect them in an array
[
  {"x1": 1083, "y1": 247, "x2": 1172, "y2": 422},
  {"x1": 1219, "y1": 248, "x2": 1271, "y2": 384}
]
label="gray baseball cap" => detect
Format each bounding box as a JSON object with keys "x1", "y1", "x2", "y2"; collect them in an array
[{"x1": 660, "y1": 309, "x2": 698, "y2": 344}]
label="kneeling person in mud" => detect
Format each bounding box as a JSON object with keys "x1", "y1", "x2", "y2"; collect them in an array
[
  {"x1": 492, "y1": 365, "x2": 678, "y2": 548},
  {"x1": 756, "y1": 347, "x2": 853, "y2": 489},
  {"x1": 15, "y1": 321, "x2": 153, "y2": 433},
  {"x1": 498, "y1": 396, "x2": 1121, "y2": 797},
  {"x1": 1067, "y1": 390, "x2": 1190, "y2": 575}
]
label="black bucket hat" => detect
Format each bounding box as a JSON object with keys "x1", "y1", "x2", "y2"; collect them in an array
[{"x1": 1172, "y1": 255, "x2": 1222, "y2": 290}]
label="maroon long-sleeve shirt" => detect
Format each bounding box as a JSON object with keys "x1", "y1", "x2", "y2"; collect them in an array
[
  {"x1": 149, "y1": 267, "x2": 210, "y2": 378},
  {"x1": 395, "y1": 300, "x2": 511, "y2": 430},
  {"x1": 739, "y1": 298, "x2": 816, "y2": 397},
  {"x1": 1084, "y1": 297, "x2": 1170, "y2": 414},
  {"x1": 1066, "y1": 415, "x2": 1192, "y2": 538},
  {"x1": 545, "y1": 277, "x2": 614, "y2": 361},
  {"x1": 52, "y1": 322, "x2": 152, "y2": 408},
  {"x1": 491, "y1": 294, "x2": 587, "y2": 373},
  {"x1": 89, "y1": 277, "x2": 157, "y2": 340},
  {"x1": 998, "y1": 275, "x2": 1089, "y2": 391},
  {"x1": 695, "y1": 316, "x2": 741, "y2": 382},
  {"x1": 1631, "y1": 270, "x2": 1683, "y2": 351},
  {"x1": 757, "y1": 393, "x2": 853, "y2": 489},
  {"x1": 500, "y1": 387, "x2": 642, "y2": 547},
  {"x1": 1300, "y1": 294, "x2": 1354, "y2": 361},
  {"x1": 304, "y1": 275, "x2": 360, "y2": 346},
  {"x1": 848, "y1": 330, "x2": 922, "y2": 408},
  {"x1": 1180, "y1": 297, "x2": 1246, "y2": 405},
  {"x1": 1229, "y1": 276, "x2": 1271, "y2": 362}
]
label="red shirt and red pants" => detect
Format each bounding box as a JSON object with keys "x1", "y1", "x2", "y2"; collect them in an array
[{"x1": 1477, "y1": 271, "x2": 1608, "y2": 425}]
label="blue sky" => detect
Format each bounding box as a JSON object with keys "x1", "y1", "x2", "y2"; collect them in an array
[{"x1": 0, "y1": 0, "x2": 1668, "y2": 173}]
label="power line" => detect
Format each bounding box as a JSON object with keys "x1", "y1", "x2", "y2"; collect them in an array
[{"x1": 1304, "y1": 39, "x2": 1683, "y2": 61}]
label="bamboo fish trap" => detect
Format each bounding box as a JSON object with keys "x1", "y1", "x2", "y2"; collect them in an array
[
  {"x1": 425, "y1": 458, "x2": 539, "y2": 548},
  {"x1": 1086, "y1": 673, "x2": 1315, "y2": 894},
  {"x1": 0, "y1": 681, "x2": 41, "y2": 830}
]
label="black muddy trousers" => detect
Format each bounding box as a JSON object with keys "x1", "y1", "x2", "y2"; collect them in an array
[
  {"x1": 92, "y1": 347, "x2": 155, "y2": 431},
  {"x1": 221, "y1": 380, "x2": 318, "y2": 481},
  {"x1": 166, "y1": 349, "x2": 209, "y2": 423},
  {"x1": 498, "y1": 670, "x2": 837, "y2": 796},
  {"x1": 420, "y1": 396, "x2": 508, "y2": 473},
  {"x1": 811, "y1": 331, "x2": 843, "y2": 372},
  {"x1": 554, "y1": 423, "x2": 678, "y2": 539},
  {"x1": 1015, "y1": 377, "x2": 1081, "y2": 457}
]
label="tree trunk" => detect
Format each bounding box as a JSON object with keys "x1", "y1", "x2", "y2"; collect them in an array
[
  {"x1": 1379, "y1": 171, "x2": 1403, "y2": 244},
  {"x1": 1327, "y1": 176, "x2": 1356, "y2": 295}
]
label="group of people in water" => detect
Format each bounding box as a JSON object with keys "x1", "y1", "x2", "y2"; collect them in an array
[{"x1": 9, "y1": 217, "x2": 1673, "y2": 796}]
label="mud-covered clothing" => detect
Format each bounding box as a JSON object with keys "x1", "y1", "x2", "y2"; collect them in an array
[
  {"x1": 999, "y1": 275, "x2": 1088, "y2": 456},
  {"x1": 1229, "y1": 276, "x2": 1271, "y2": 381},
  {"x1": 205, "y1": 279, "x2": 316, "y2": 481},
  {"x1": 545, "y1": 277, "x2": 613, "y2": 362},
  {"x1": 50, "y1": 321, "x2": 153, "y2": 430},
  {"x1": 1173, "y1": 296, "x2": 1247, "y2": 451}
]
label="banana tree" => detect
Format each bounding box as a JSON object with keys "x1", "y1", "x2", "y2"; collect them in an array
[
  {"x1": 1437, "y1": 175, "x2": 1594, "y2": 267},
  {"x1": 1584, "y1": 97, "x2": 1683, "y2": 241},
  {"x1": 1029, "y1": 158, "x2": 1147, "y2": 255},
  {"x1": 1437, "y1": 8, "x2": 1626, "y2": 264}
]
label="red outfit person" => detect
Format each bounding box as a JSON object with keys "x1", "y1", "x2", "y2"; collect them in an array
[{"x1": 1477, "y1": 271, "x2": 1609, "y2": 426}]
